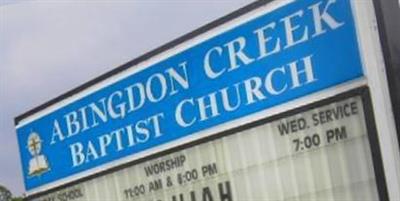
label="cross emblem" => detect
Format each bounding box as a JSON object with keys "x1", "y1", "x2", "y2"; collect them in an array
[
  {"x1": 28, "y1": 135, "x2": 41, "y2": 156},
  {"x1": 27, "y1": 131, "x2": 50, "y2": 176}
]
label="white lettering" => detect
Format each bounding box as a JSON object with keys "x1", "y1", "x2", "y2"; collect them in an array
[
  {"x1": 204, "y1": 46, "x2": 225, "y2": 79},
  {"x1": 254, "y1": 22, "x2": 281, "y2": 59},
  {"x1": 289, "y1": 55, "x2": 317, "y2": 88},
  {"x1": 51, "y1": 120, "x2": 64, "y2": 144},
  {"x1": 166, "y1": 62, "x2": 190, "y2": 95},
  {"x1": 108, "y1": 91, "x2": 126, "y2": 119},
  {"x1": 175, "y1": 99, "x2": 197, "y2": 127},
  {"x1": 224, "y1": 37, "x2": 255, "y2": 71},
  {"x1": 198, "y1": 92, "x2": 220, "y2": 121},
  {"x1": 281, "y1": 10, "x2": 309, "y2": 48},
  {"x1": 70, "y1": 142, "x2": 84, "y2": 167},
  {"x1": 265, "y1": 66, "x2": 288, "y2": 95},
  {"x1": 64, "y1": 111, "x2": 81, "y2": 137},
  {"x1": 125, "y1": 83, "x2": 146, "y2": 112},
  {"x1": 244, "y1": 77, "x2": 266, "y2": 105},
  {"x1": 146, "y1": 73, "x2": 167, "y2": 102},
  {"x1": 309, "y1": 0, "x2": 344, "y2": 37}
]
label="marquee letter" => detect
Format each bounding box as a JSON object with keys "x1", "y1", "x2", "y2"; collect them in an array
[
  {"x1": 146, "y1": 73, "x2": 167, "y2": 103},
  {"x1": 108, "y1": 91, "x2": 126, "y2": 119},
  {"x1": 125, "y1": 83, "x2": 146, "y2": 112},
  {"x1": 51, "y1": 119, "x2": 65, "y2": 144},
  {"x1": 88, "y1": 99, "x2": 108, "y2": 127},
  {"x1": 289, "y1": 55, "x2": 317, "y2": 88},
  {"x1": 166, "y1": 62, "x2": 190, "y2": 95},
  {"x1": 220, "y1": 85, "x2": 241, "y2": 112},
  {"x1": 197, "y1": 92, "x2": 220, "y2": 121},
  {"x1": 204, "y1": 46, "x2": 225, "y2": 79},
  {"x1": 265, "y1": 66, "x2": 288, "y2": 95},
  {"x1": 86, "y1": 141, "x2": 99, "y2": 162},
  {"x1": 224, "y1": 37, "x2": 255, "y2": 71},
  {"x1": 281, "y1": 10, "x2": 309, "y2": 48},
  {"x1": 309, "y1": 0, "x2": 345, "y2": 37},
  {"x1": 148, "y1": 113, "x2": 164, "y2": 138},
  {"x1": 254, "y1": 22, "x2": 281, "y2": 59},
  {"x1": 135, "y1": 119, "x2": 150, "y2": 143},
  {"x1": 70, "y1": 142, "x2": 84, "y2": 167},
  {"x1": 64, "y1": 111, "x2": 81, "y2": 137},
  {"x1": 175, "y1": 98, "x2": 197, "y2": 127},
  {"x1": 244, "y1": 77, "x2": 266, "y2": 105},
  {"x1": 98, "y1": 134, "x2": 112, "y2": 157}
]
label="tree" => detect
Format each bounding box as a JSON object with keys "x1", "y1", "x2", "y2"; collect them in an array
[{"x1": 0, "y1": 185, "x2": 12, "y2": 201}]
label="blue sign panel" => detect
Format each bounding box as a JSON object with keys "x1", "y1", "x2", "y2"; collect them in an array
[{"x1": 17, "y1": 0, "x2": 363, "y2": 190}]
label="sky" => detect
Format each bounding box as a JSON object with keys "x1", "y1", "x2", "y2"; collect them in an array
[{"x1": 0, "y1": 0, "x2": 251, "y2": 196}]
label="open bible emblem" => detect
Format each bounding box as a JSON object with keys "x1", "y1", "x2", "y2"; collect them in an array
[{"x1": 27, "y1": 131, "x2": 50, "y2": 177}]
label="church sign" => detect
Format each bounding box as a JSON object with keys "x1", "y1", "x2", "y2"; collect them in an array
[
  {"x1": 28, "y1": 92, "x2": 388, "y2": 201},
  {"x1": 15, "y1": 0, "x2": 399, "y2": 200}
]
